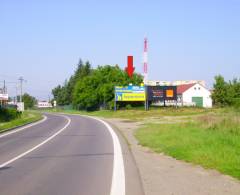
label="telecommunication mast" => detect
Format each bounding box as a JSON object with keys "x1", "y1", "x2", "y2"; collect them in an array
[{"x1": 143, "y1": 38, "x2": 148, "y2": 84}]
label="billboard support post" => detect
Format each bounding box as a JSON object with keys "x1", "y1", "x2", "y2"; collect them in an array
[
  {"x1": 145, "y1": 100, "x2": 149, "y2": 111},
  {"x1": 114, "y1": 100, "x2": 117, "y2": 111},
  {"x1": 144, "y1": 86, "x2": 147, "y2": 111},
  {"x1": 114, "y1": 88, "x2": 117, "y2": 111}
]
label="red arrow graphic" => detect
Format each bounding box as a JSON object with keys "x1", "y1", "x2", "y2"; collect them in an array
[{"x1": 125, "y1": 56, "x2": 135, "y2": 78}]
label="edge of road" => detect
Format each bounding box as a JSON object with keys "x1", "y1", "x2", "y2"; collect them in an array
[
  {"x1": 48, "y1": 112, "x2": 145, "y2": 195},
  {"x1": 105, "y1": 119, "x2": 146, "y2": 195},
  {"x1": 83, "y1": 115, "x2": 126, "y2": 195},
  {"x1": 0, "y1": 115, "x2": 47, "y2": 138},
  {"x1": 0, "y1": 114, "x2": 71, "y2": 168},
  {"x1": 103, "y1": 119, "x2": 145, "y2": 195}
]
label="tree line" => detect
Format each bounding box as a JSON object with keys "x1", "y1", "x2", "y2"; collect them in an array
[
  {"x1": 52, "y1": 59, "x2": 143, "y2": 110},
  {"x1": 212, "y1": 75, "x2": 240, "y2": 107},
  {"x1": 52, "y1": 59, "x2": 240, "y2": 110}
]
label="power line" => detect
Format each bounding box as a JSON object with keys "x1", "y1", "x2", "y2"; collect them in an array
[{"x1": 0, "y1": 80, "x2": 18, "y2": 84}]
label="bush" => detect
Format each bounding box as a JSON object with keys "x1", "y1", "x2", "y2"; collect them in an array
[
  {"x1": 0, "y1": 107, "x2": 22, "y2": 122},
  {"x1": 232, "y1": 98, "x2": 240, "y2": 109},
  {"x1": 126, "y1": 104, "x2": 132, "y2": 110}
]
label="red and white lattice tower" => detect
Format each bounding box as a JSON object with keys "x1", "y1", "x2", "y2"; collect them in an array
[{"x1": 143, "y1": 37, "x2": 148, "y2": 84}]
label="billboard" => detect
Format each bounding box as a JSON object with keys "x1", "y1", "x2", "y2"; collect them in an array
[
  {"x1": 147, "y1": 86, "x2": 177, "y2": 101},
  {"x1": 0, "y1": 93, "x2": 8, "y2": 101},
  {"x1": 115, "y1": 86, "x2": 146, "y2": 101}
]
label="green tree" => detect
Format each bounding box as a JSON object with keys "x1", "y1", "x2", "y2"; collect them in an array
[
  {"x1": 229, "y1": 78, "x2": 240, "y2": 107},
  {"x1": 73, "y1": 75, "x2": 100, "y2": 110},
  {"x1": 52, "y1": 59, "x2": 92, "y2": 105},
  {"x1": 73, "y1": 65, "x2": 143, "y2": 110},
  {"x1": 52, "y1": 85, "x2": 65, "y2": 105},
  {"x1": 212, "y1": 75, "x2": 240, "y2": 107},
  {"x1": 212, "y1": 75, "x2": 228, "y2": 106},
  {"x1": 22, "y1": 93, "x2": 37, "y2": 109}
]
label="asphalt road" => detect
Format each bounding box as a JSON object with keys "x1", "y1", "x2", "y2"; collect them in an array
[{"x1": 0, "y1": 113, "x2": 144, "y2": 195}]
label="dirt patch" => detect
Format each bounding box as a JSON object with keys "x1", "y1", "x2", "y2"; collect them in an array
[{"x1": 105, "y1": 118, "x2": 240, "y2": 195}]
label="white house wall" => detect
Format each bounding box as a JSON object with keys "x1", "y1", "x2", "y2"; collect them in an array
[{"x1": 182, "y1": 83, "x2": 212, "y2": 108}]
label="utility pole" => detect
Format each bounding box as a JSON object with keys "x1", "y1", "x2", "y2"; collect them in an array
[
  {"x1": 15, "y1": 84, "x2": 18, "y2": 103},
  {"x1": 3, "y1": 80, "x2": 6, "y2": 93},
  {"x1": 18, "y1": 76, "x2": 24, "y2": 102}
]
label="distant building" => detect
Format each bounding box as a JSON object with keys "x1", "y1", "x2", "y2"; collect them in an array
[
  {"x1": 0, "y1": 88, "x2": 8, "y2": 106},
  {"x1": 177, "y1": 83, "x2": 212, "y2": 108},
  {"x1": 146, "y1": 80, "x2": 171, "y2": 86},
  {"x1": 173, "y1": 80, "x2": 206, "y2": 87},
  {"x1": 37, "y1": 101, "x2": 52, "y2": 108},
  {"x1": 146, "y1": 80, "x2": 206, "y2": 87}
]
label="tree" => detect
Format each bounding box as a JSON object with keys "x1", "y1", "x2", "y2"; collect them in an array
[
  {"x1": 73, "y1": 75, "x2": 100, "y2": 110},
  {"x1": 229, "y1": 78, "x2": 240, "y2": 107},
  {"x1": 212, "y1": 75, "x2": 228, "y2": 106},
  {"x1": 212, "y1": 75, "x2": 240, "y2": 107},
  {"x1": 52, "y1": 59, "x2": 92, "y2": 105},
  {"x1": 73, "y1": 65, "x2": 143, "y2": 110},
  {"x1": 22, "y1": 93, "x2": 37, "y2": 109},
  {"x1": 52, "y1": 59, "x2": 143, "y2": 110}
]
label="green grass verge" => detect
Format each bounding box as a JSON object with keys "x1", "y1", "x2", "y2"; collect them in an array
[
  {"x1": 45, "y1": 106, "x2": 240, "y2": 179},
  {"x1": 135, "y1": 111, "x2": 240, "y2": 180},
  {"x1": 0, "y1": 111, "x2": 43, "y2": 133},
  {"x1": 45, "y1": 107, "x2": 214, "y2": 120}
]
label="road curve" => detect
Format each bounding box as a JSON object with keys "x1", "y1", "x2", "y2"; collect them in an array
[{"x1": 0, "y1": 113, "x2": 144, "y2": 195}]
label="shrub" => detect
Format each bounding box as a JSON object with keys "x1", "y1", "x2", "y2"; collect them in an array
[
  {"x1": 126, "y1": 104, "x2": 132, "y2": 110},
  {"x1": 0, "y1": 107, "x2": 22, "y2": 122},
  {"x1": 232, "y1": 98, "x2": 240, "y2": 109}
]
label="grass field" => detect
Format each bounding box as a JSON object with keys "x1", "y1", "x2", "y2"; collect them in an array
[
  {"x1": 0, "y1": 111, "x2": 43, "y2": 133},
  {"x1": 46, "y1": 106, "x2": 240, "y2": 179},
  {"x1": 47, "y1": 106, "x2": 214, "y2": 120},
  {"x1": 135, "y1": 109, "x2": 240, "y2": 180}
]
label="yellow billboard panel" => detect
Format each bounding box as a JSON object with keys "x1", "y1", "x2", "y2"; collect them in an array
[{"x1": 121, "y1": 93, "x2": 146, "y2": 101}]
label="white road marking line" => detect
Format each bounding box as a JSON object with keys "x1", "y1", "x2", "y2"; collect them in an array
[
  {"x1": 84, "y1": 116, "x2": 125, "y2": 195},
  {"x1": 0, "y1": 115, "x2": 48, "y2": 139},
  {"x1": 0, "y1": 115, "x2": 71, "y2": 169}
]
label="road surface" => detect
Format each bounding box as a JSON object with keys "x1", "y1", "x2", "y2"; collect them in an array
[{"x1": 0, "y1": 113, "x2": 144, "y2": 195}]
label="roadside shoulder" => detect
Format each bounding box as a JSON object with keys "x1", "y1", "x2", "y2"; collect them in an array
[{"x1": 106, "y1": 118, "x2": 240, "y2": 195}]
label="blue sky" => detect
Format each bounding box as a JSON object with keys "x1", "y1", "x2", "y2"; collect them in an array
[{"x1": 1, "y1": 0, "x2": 240, "y2": 100}]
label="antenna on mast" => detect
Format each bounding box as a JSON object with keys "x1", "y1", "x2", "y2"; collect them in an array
[{"x1": 143, "y1": 37, "x2": 148, "y2": 84}]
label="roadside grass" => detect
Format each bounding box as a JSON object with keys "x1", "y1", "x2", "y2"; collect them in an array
[
  {"x1": 135, "y1": 110, "x2": 240, "y2": 180},
  {"x1": 46, "y1": 106, "x2": 214, "y2": 121},
  {"x1": 0, "y1": 111, "x2": 43, "y2": 133},
  {"x1": 45, "y1": 106, "x2": 240, "y2": 179}
]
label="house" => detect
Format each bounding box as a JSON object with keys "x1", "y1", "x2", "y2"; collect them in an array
[
  {"x1": 37, "y1": 101, "x2": 52, "y2": 108},
  {"x1": 177, "y1": 83, "x2": 212, "y2": 108}
]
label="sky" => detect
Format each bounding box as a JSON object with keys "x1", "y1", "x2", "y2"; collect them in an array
[{"x1": 0, "y1": 0, "x2": 240, "y2": 100}]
